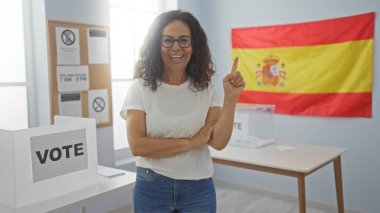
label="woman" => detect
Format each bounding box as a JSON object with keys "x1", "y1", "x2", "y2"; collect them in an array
[{"x1": 120, "y1": 10, "x2": 244, "y2": 213}]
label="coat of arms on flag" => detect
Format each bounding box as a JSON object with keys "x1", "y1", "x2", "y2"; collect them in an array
[
  {"x1": 256, "y1": 55, "x2": 286, "y2": 87},
  {"x1": 232, "y1": 12, "x2": 374, "y2": 117}
]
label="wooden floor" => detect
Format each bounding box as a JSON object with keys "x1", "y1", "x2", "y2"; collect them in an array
[
  {"x1": 110, "y1": 181, "x2": 344, "y2": 213},
  {"x1": 215, "y1": 181, "x2": 329, "y2": 213}
]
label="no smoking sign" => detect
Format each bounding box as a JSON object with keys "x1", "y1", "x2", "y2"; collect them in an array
[
  {"x1": 61, "y1": 29, "x2": 76, "y2": 46},
  {"x1": 92, "y1": 97, "x2": 105, "y2": 112}
]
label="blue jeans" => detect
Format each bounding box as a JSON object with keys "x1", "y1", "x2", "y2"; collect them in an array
[{"x1": 134, "y1": 167, "x2": 216, "y2": 213}]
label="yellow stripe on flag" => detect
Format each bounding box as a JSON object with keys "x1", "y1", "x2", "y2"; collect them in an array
[{"x1": 233, "y1": 39, "x2": 373, "y2": 93}]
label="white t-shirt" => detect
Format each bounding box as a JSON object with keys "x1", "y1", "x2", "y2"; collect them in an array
[{"x1": 120, "y1": 78, "x2": 222, "y2": 180}]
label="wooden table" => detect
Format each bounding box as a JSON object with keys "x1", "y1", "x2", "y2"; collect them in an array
[
  {"x1": 0, "y1": 166, "x2": 135, "y2": 213},
  {"x1": 211, "y1": 141, "x2": 346, "y2": 213}
]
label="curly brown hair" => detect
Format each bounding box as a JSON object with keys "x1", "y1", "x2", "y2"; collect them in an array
[{"x1": 134, "y1": 10, "x2": 215, "y2": 91}]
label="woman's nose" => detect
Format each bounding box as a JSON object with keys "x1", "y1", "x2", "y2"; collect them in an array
[{"x1": 171, "y1": 40, "x2": 182, "y2": 50}]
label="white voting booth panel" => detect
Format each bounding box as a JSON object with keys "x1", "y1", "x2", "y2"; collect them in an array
[
  {"x1": 0, "y1": 116, "x2": 98, "y2": 208},
  {"x1": 230, "y1": 105, "x2": 275, "y2": 149}
]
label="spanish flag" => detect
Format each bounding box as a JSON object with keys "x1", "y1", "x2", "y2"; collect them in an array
[{"x1": 232, "y1": 13, "x2": 374, "y2": 117}]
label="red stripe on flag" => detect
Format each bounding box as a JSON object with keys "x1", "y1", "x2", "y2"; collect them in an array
[
  {"x1": 232, "y1": 13, "x2": 374, "y2": 48},
  {"x1": 238, "y1": 91, "x2": 372, "y2": 117}
]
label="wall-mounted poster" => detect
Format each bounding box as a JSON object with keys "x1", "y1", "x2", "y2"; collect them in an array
[
  {"x1": 88, "y1": 28, "x2": 109, "y2": 64},
  {"x1": 48, "y1": 20, "x2": 113, "y2": 128},
  {"x1": 56, "y1": 65, "x2": 89, "y2": 92},
  {"x1": 55, "y1": 27, "x2": 80, "y2": 65},
  {"x1": 88, "y1": 89, "x2": 110, "y2": 124}
]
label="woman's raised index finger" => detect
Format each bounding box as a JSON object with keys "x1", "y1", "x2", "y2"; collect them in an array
[{"x1": 231, "y1": 57, "x2": 239, "y2": 73}]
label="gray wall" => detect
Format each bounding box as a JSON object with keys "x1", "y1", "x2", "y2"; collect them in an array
[
  {"x1": 41, "y1": 0, "x2": 380, "y2": 212},
  {"x1": 45, "y1": 0, "x2": 115, "y2": 167},
  {"x1": 178, "y1": 0, "x2": 380, "y2": 212},
  {"x1": 42, "y1": 0, "x2": 182, "y2": 168}
]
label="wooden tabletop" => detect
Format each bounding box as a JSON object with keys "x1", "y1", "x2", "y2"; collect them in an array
[{"x1": 211, "y1": 141, "x2": 346, "y2": 173}]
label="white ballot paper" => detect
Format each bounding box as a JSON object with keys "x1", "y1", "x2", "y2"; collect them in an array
[
  {"x1": 56, "y1": 27, "x2": 80, "y2": 65},
  {"x1": 58, "y1": 93, "x2": 82, "y2": 117},
  {"x1": 276, "y1": 145, "x2": 296, "y2": 151},
  {"x1": 88, "y1": 89, "x2": 109, "y2": 123},
  {"x1": 230, "y1": 136, "x2": 274, "y2": 149},
  {"x1": 98, "y1": 167, "x2": 124, "y2": 178}
]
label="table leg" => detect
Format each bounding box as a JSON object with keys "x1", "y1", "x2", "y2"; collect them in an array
[
  {"x1": 297, "y1": 175, "x2": 306, "y2": 213},
  {"x1": 334, "y1": 156, "x2": 345, "y2": 213},
  {"x1": 80, "y1": 206, "x2": 86, "y2": 213}
]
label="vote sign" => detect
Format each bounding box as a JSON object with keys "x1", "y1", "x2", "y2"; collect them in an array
[{"x1": 30, "y1": 129, "x2": 88, "y2": 182}]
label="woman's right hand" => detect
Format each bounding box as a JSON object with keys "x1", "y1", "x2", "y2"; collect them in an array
[
  {"x1": 223, "y1": 57, "x2": 245, "y2": 102},
  {"x1": 190, "y1": 122, "x2": 216, "y2": 148}
]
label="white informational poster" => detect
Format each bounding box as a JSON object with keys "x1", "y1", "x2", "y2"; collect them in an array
[
  {"x1": 231, "y1": 112, "x2": 249, "y2": 140},
  {"x1": 59, "y1": 93, "x2": 82, "y2": 117},
  {"x1": 56, "y1": 27, "x2": 80, "y2": 65},
  {"x1": 87, "y1": 28, "x2": 109, "y2": 64},
  {"x1": 88, "y1": 89, "x2": 109, "y2": 123},
  {"x1": 57, "y1": 65, "x2": 89, "y2": 92}
]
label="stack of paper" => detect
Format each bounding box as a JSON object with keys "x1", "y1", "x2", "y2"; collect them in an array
[
  {"x1": 98, "y1": 167, "x2": 125, "y2": 178},
  {"x1": 229, "y1": 136, "x2": 274, "y2": 149}
]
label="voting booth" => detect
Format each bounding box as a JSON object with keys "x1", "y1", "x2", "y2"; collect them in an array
[
  {"x1": 250, "y1": 105, "x2": 275, "y2": 140},
  {"x1": 230, "y1": 105, "x2": 275, "y2": 149},
  {"x1": 0, "y1": 116, "x2": 98, "y2": 208}
]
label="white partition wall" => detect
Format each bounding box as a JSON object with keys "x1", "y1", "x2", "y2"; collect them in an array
[{"x1": 0, "y1": 116, "x2": 98, "y2": 208}]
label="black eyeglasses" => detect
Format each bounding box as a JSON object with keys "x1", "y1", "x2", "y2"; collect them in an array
[{"x1": 161, "y1": 35, "x2": 192, "y2": 48}]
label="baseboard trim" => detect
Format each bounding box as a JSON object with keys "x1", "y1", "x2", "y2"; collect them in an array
[{"x1": 106, "y1": 203, "x2": 133, "y2": 213}]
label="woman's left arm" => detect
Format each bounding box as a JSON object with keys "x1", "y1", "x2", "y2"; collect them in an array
[{"x1": 207, "y1": 57, "x2": 245, "y2": 150}]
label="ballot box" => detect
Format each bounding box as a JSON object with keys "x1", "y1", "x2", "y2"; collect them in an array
[
  {"x1": 230, "y1": 105, "x2": 275, "y2": 149},
  {"x1": 0, "y1": 116, "x2": 98, "y2": 208},
  {"x1": 250, "y1": 104, "x2": 275, "y2": 141}
]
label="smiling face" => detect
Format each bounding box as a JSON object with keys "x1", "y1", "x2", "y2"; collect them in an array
[{"x1": 160, "y1": 20, "x2": 193, "y2": 75}]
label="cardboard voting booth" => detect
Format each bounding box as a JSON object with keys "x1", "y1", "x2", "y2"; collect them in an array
[
  {"x1": 0, "y1": 116, "x2": 98, "y2": 208},
  {"x1": 230, "y1": 105, "x2": 275, "y2": 149},
  {"x1": 250, "y1": 105, "x2": 275, "y2": 140}
]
